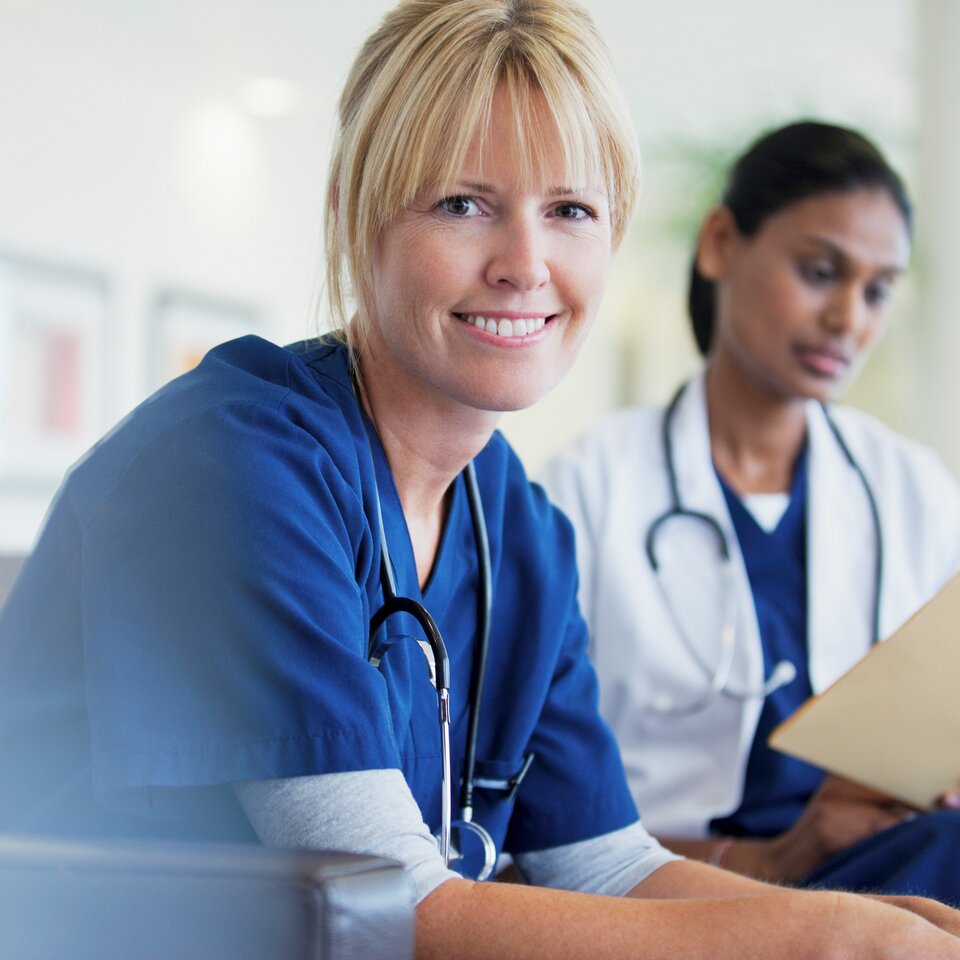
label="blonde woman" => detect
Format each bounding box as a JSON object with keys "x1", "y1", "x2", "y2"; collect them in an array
[{"x1": 2, "y1": 4, "x2": 960, "y2": 957}]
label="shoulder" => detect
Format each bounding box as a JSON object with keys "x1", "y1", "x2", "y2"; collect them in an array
[
  {"x1": 68, "y1": 336, "x2": 369, "y2": 527},
  {"x1": 551, "y1": 404, "x2": 662, "y2": 470},
  {"x1": 822, "y1": 404, "x2": 959, "y2": 504},
  {"x1": 476, "y1": 431, "x2": 581, "y2": 572},
  {"x1": 539, "y1": 403, "x2": 666, "y2": 515},
  {"x1": 476, "y1": 429, "x2": 556, "y2": 529}
]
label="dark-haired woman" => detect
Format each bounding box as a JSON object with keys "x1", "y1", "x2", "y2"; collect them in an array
[{"x1": 543, "y1": 120, "x2": 960, "y2": 899}]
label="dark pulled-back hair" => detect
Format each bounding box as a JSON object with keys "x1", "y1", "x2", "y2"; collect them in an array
[{"x1": 688, "y1": 120, "x2": 913, "y2": 357}]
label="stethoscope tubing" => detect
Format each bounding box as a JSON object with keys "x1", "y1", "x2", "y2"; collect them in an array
[
  {"x1": 368, "y1": 539, "x2": 455, "y2": 866},
  {"x1": 352, "y1": 366, "x2": 499, "y2": 879},
  {"x1": 646, "y1": 379, "x2": 882, "y2": 713},
  {"x1": 459, "y1": 460, "x2": 492, "y2": 823},
  {"x1": 820, "y1": 410, "x2": 884, "y2": 648}
]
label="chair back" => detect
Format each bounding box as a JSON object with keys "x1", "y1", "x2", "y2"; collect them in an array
[
  {"x1": 0, "y1": 833, "x2": 414, "y2": 960},
  {"x1": 0, "y1": 555, "x2": 24, "y2": 606}
]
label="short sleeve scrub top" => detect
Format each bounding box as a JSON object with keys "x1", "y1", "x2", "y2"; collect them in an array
[{"x1": 0, "y1": 336, "x2": 637, "y2": 863}]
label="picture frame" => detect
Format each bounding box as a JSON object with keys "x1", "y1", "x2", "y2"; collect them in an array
[
  {"x1": 0, "y1": 252, "x2": 111, "y2": 486},
  {"x1": 149, "y1": 288, "x2": 262, "y2": 391}
]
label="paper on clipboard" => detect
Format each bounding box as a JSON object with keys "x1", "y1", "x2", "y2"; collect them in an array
[{"x1": 769, "y1": 571, "x2": 960, "y2": 811}]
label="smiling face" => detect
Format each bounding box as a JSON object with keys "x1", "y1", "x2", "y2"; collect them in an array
[
  {"x1": 358, "y1": 86, "x2": 612, "y2": 420},
  {"x1": 699, "y1": 188, "x2": 911, "y2": 405}
]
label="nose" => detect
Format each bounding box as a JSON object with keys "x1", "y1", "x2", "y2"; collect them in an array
[
  {"x1": 822, "y1": 283, "x2": 869, "y2": 339},
  {"x1": 484, "y1": 213, "x2": 550, "y2": 291}
]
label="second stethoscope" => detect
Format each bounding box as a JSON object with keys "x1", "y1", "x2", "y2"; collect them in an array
[
  {"x1": 358, "y1": 395, "x2": 534, "y2": 881},
  {"x1": 645, "y1": 380, "x2": 884, "y2": 716}
]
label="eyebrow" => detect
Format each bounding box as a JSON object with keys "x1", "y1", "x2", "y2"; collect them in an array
[
  {"x1": 801, "y1": 235, "x2": 907, "y2": 275},
  {"x1": 454, "y1": 180, "x2": 605, "y2": 197}
]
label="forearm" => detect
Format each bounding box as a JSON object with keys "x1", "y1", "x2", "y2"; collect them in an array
[
  {"x1": 416, "y1": 874, "x2": 951, "y2": 960},
  {"x1": 657, "y1": 835, "x2": 779, "y2": 882},
  {"x1": 655, "y1": 836, "x2": 725, "y2": 864},
  {"x1": 418, "y1": 877, "x2": 786, "y2": 960},
  {"x1": 626, "y1": 857, "x2": 780, "y2": 899},
  {"x1": 659, "y1": 777, "x2": 929, "y2": 886}
]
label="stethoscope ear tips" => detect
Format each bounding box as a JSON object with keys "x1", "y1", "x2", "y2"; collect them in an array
[
  {"x1": 765, "y1": 660, "x2": 798, "y2": 694},
  {"x1": 649, "y1": 659, "x2": 798, "y2": 715}
]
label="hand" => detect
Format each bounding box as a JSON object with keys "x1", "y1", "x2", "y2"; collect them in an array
[
  {"x1": 725, "y1": 775, "x2": 916, "y2": 883},
  {"x1": 938, "y1": 788, "x2": 960, "y2": 811},
  {"x1": 869, "y1": 893, "x2": 960, "y2": 941},
  {"x1": 828, "y1": 892, "x2": 960, "y2": 959}
]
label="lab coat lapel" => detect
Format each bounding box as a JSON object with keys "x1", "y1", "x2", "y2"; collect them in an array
[
  {"x1": 669, "y1": 375, "x2": 766, "y2": 702},
  {"x1": 806, "y1": 402, "x2": 875, "y2": 690}
]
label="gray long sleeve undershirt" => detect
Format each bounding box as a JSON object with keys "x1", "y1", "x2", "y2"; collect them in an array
[{"x1": 234, "y1": 769, "x2": 680, "y2": 904}]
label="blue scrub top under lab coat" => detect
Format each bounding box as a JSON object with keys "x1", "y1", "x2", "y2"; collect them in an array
[
  {"x1": 711, "y1": 449, "x2": 824, "y2": 839},
  {"x1": 0, "y1": 336, "x2": 637, "y2": 858}
]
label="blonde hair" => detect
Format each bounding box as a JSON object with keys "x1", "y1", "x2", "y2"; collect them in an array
[{"x1": 325, "y1": 0, "x2": 639, "y2": 353}]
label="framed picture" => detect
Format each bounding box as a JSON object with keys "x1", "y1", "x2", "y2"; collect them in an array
[
  {"x1": 0, "y1": 253, "x2": 111, "y2": 485},
  {"x1": 149, "y1": 288, "x2": 261, "y2": 390}
]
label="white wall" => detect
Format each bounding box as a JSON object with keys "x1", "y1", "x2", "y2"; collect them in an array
[
  {"x1": 916, "y1": 0, "x2": 960, "y2": 476},
  {"x1": 1, "y1": 0, "x2": 946, "y2": 552}
]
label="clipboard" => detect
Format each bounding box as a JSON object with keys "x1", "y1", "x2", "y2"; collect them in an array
[{"x1": 769, "y1": 571, "x2": 960, "y2": 810}]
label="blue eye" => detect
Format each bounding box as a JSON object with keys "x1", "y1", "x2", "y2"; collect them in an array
[
  {"x1": 437, "y1": 196, "x2": 480, "y2": 217},
  {"x1": 553, "y1": 202, "x2": 594, "y2": 220}
]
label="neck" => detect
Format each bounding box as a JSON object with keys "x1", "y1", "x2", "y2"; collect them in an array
[
  {"x1": 704, "y1": 357, "x2": 808, "y2": 495},
  {"x1": 355, "y1": 343, "x2": 498, "y2": 587}
]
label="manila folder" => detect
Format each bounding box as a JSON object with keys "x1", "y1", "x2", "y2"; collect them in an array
[{"x1": 769, "y1": 571, "x2": 960, "y2": 810}]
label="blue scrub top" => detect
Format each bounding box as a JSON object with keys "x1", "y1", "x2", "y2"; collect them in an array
[
  {"x1": 0, "y1": 336, "x2": 637, "y2": 858},
  {"x1": 711, "y1": 448, "x2": 825, "y2": 838}
]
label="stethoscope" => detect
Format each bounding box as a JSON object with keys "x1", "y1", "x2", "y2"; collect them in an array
[
  {"x1": 645, "y1": 381, "x2": 883, "y2": 716},
  {"x1": 353, "y1": 371, "x2": 533, "y2": 881}
]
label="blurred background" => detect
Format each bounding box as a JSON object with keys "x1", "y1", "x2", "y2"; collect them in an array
[{"x1": 1, "y1": 0, "x2": 958, "y2": 554}]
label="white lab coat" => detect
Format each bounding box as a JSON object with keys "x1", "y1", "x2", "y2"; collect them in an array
[{"x1": 541, "y1": 373, "x2": 960, "y2": 838}]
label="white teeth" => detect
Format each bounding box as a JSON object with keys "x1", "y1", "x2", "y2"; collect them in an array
[{"x1": 460, "y1": 314, "x2": 548, "y2": 337}]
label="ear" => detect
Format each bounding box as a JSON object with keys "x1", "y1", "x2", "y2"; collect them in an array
[{"x1": 695, "y1": 205, "x2": 740, "y2": 281}]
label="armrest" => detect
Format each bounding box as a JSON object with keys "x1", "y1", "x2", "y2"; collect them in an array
[
  {"x1": 0, "y1": 554, "x2": 24, "y2": 607},
  {"x1": 0, "y1": 833, "x2": 414, "y2": 960}
]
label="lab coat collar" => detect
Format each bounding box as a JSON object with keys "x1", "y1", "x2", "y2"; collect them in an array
[{"x1": 806, "y1": 401, "x2": 875, "y2": 687}]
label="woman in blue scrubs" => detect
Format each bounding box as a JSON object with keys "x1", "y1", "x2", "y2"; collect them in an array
[
  {"x1": 3, "y1": 7, "x2": 960, "y2": 957},
  {"x1": 543, "y1": 121, "x2": 960, "y2": 901}
]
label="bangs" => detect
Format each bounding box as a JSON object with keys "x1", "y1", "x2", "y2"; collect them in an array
[
  {"x1": 369, "y1": 46, "x2": 621, "y2": 232},
  {"x1": 436, "y1": 68, "x2": 609, "y2": 203},
  {"x1": 325, "y1": 0, "x2": 640, "y2": 349}
]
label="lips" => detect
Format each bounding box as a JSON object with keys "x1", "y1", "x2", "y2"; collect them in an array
[
  {"x1": 795, "y1": 344, "x2": 852, "y2": 378},
  {"x1": 454, "y1": 313, "x2": 553, "y2": 338}
]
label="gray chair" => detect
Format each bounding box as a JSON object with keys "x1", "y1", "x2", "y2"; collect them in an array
[{"x1": 0, "y1": 833, "x2": 414, "y2": 960}]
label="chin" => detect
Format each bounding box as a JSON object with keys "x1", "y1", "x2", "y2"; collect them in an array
[
  {"x1": 460, "y1": 375, "x2": 558, "y2": 415},
  {"x1": 789, "y1": 377, "x2": 844, "y2": 406},
  {"x1": 816, "y1": 365, "x2": 857, "y2": 396}
]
